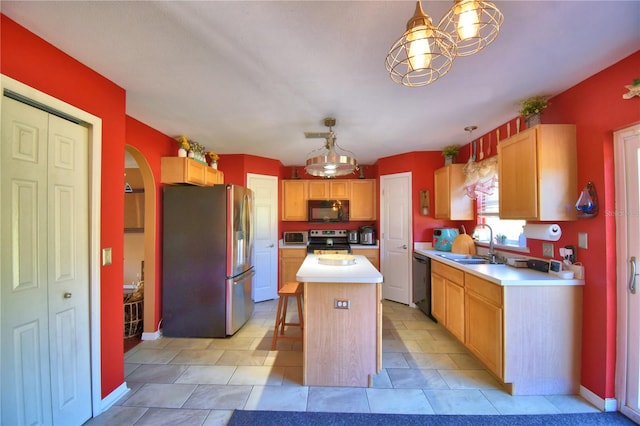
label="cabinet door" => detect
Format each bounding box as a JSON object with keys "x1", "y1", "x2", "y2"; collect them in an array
[
  {"x1": 282, "y1": 180, "x2": 308, "y2": 221},
  {"x1": 434, "y1": 165, "x2": 473, "y2": 220},
  {"x1": 350, "y1": 179, "x2": 376, "y2": 220},
  {"x1": 445, "y1": 281, "x2": 465, "y2": 342},
  {"x1": 185, "y1": 159, "x2": 206, "y2": 185},
  {"x1": 351, "y1": 248, "x2": 379, "y2": 270},
  {"x1": 465, "y1": 291, "x2": 503, "y2": 379},
  {"x1": 431, "y1": 273, "x2": 446, "y2": 323},
  {"x1": 330, "y1": 180, "x2": 350, "y2": 199},
  {"x1": 204, "y1": 167, "x2": 224, "y2": 185},
  {"x1": 124, "y1": 192, "x2": 144, "y2": 231},
  {"x1": 308, "y1": 180, "x2": 329, "y2": 199},
  {"x1": 280, "y1": 249, "x2": 307, "y2": 288},
  {"x1": 498, "y1": 130, "x2": 538, "y2": 219}
]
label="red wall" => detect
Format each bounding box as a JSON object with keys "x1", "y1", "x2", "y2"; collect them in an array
[{"x1": 1, "y1": 15, "x2": 127, "y2": 397}]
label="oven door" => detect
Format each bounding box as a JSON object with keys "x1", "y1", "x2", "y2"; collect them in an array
[{"x1": 308, "y1": 200, "x2": 349, "y2": 222}]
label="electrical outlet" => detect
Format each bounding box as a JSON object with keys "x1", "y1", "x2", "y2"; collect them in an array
[
  {"x1": 334, "y1": 299, "x2": 350, "y2": 309},
  {"x1": 542, "y1": 243, "x2": 554, "y2": 258}
]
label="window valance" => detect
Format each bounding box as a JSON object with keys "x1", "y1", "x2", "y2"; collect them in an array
[{"x1": 463, "y1": 156, "x2": 498, "y2": 200}]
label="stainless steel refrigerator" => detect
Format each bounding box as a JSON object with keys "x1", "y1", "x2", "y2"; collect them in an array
[{"x1": 162, "y1": 184, "x2": 255, "y2": 337}]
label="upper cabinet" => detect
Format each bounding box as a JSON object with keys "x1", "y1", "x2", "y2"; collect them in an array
[
  {"x1": 161, "y1": 157, "x2": 224, "y2": 186},
  {"x1": 282, "y1": 180, "x2": 309, "y2": 221},
  {"x1": 434, "y1": 164, "x2": 473, "y2": 220},
  {"x1": 308, "y1": 180, "x2": 350, "y2": 200},
  {"x1": 350, "y1": 179, "x2": 376, "y2": 221},
  {"x1": 281, "y1": 179, "x2": 376, "y2": 221},
  {"x1": 498, "y1": 124, "x2": 577, "y2": 220}
]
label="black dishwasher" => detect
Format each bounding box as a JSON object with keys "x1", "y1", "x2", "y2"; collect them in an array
[{"x1": 413, "y1": 252, "x2": 436, "y2": 322}]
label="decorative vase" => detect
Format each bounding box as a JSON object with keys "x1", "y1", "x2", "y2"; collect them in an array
[
  {"x1": 178, "y1": 147, "x2": 187, "y2": 157},
  {"x1": 188, "y1": 150, "x2": 195, "y2": 159},
  {"x1": 445, "y1": 155, "x2": 454, "y2": 165},
  {"x1": 211, "y1": 161, "x2": 218, "y2": 169},
  {"x1": 525, "y1": 114, "x2": 541, "y2": 128}
]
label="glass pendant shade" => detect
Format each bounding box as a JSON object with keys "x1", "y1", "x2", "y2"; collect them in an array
[
  {"x1": 575, "y1": 181, "x2": 598, "y2": 218},
  {"x1": 385, "y1": 1, "x2": 456, "y2": 87},
  {"x1": 439, "y1": 0, "x2": 503, "y2": 57},
  {"x1": 305, "y1": 135, "x2": 358, "y2": 177}
]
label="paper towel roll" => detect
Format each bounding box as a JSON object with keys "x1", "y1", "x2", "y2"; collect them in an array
[{"x1": 523, "y1": 224, "x2": 562, "y2": 241}]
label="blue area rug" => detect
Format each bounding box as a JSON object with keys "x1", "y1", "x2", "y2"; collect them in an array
[{"x1": 228, "y1": 410, "x2": 634, "y2": 425}]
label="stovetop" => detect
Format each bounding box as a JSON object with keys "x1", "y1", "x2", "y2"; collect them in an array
[{"x1": 307, "y1": 229, "x2": 351, "y2": 254}]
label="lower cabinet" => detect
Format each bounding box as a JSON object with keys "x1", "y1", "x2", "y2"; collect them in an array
[
  {"x1": 279, "y1": 248, "x2": 307, "y2": 288},
  {"x1": 465, "y1": 274, "x2": 503, "y2": 379},
  {"x1": 431, "y1": 261, "x2": 465, "y2": 341},
  {"x1": 352, "y1": 248, "x2": 379, "y2": 270}
]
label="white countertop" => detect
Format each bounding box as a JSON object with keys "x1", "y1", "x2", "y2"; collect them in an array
[
  {"x1": 296, "y1": 254, "x2": 383, "y2": 284},
  {"x1": 416, "y1": 249, "x2": 584, "y2": 287}
]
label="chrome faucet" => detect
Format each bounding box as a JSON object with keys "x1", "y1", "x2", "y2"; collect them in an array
[{"x1": 474, "y1": 223, "x2": 497, "y2": 263}]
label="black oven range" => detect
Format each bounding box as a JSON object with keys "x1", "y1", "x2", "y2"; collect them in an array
[{"x1": 307, "y1": 229, "x2": 351, "y2": 254}]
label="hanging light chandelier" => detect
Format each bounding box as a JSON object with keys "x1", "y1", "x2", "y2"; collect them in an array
[
  {"x1": 439, "y1": 0, "x2": 503, "y2": 57},
  {"x1": 385, "y1": 0, "x2": 456, "y2": 87},
  {"x1": 304, "y1": 118, "x2": 358, "y2": 177}
]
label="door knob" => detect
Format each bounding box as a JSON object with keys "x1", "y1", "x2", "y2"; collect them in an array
[
  {"x1": 64, "y1": 292, "x2": 72, "y2": 299},
  {"x1": 398, "y1": 244, "x2": 407, "y2": 249},
  {"x1": 268, "y1": 244, "x2": 275, "y2": 248}
]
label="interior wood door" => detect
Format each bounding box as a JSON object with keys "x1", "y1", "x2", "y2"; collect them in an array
[
  {"x1": 615, "y1": 123, "x2": 640, "y2": 422},
  {"x1": 247, "y1": 173, "x2": 278, "y2": 302},
  {"x1": 1, "y1": 96, "x2": 92, "y2": 425},
  {"x1": 380, "y1": 172, "x2": 412, "y2": 304}
]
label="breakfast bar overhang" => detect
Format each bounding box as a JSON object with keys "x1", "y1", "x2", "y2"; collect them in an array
[{"x1": 296, "y1": 254, "x2": 384, "y2": 387}]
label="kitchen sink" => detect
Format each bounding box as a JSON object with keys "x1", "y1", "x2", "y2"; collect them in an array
[{"x1": 435, "y1": 253, "x2": 504, "y2": 265}]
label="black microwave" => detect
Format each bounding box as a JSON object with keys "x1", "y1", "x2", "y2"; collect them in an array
[{"x1": 308, "y1": 200, "x2": 349, "y2": 222}]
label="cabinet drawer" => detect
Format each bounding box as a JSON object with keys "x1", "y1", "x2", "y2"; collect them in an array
[
  {"x1": 431, "y1": 261, "x2": 464, "y2": 286},
  {"x1": 465, "y1": 274, "x2": 502, "y2": 307},
  {"x1": 280, "y1": 248, "x2": 307, "y2": 259}
]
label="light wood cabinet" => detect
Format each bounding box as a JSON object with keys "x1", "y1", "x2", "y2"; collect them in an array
[
  {"x1": 465, "y1": 274, "x2": 503, "y2": 379},
  {"x1": 431, "y1": 260, "x2": 465, "y2": 341},
  {"x1": 124, "y1": 191, "x2": 144, "y2": 232},
  {"x1": 281, "y1": 180, "x2": 308, "y2": 221},
  {"x1": 281, "y1": 178, "x2": 375, "y2": 221},
  {"x1": 350, "y1": 179, "x2": 376, "y2": 221},
  {"x1": 498, "y1": 124, "x2": 577, "y2": 220},
  {"x1": 434, "y1": 164, "x2": 473, "y2": 220},
  {"x1": 161, "y1": 157, "x2": 224, "y2": 186},
  {"x1": 279, "y1": 248, "x2": 307, "y2": 288},
  {"x1": 308, "y1": 180, "x2": 350, "y2": 200},
  {"x1": 352, "y1": 248, "x2": 379, "y2": 270}
]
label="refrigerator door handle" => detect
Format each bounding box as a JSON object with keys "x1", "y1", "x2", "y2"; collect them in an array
[{"x1": 233, "y1": 268, "x2": 256, "y2": 285}]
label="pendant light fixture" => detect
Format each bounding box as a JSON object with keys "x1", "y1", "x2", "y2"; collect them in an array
[
  {"x1": 385, "y1": 0, "x2": 457, "y2": 87},
  {"x1": 439, "y1": 0, "x2": 503, "y2": 57},
  {"x1": 304, "y1": 117, "x2": 358, "y2": 177}
]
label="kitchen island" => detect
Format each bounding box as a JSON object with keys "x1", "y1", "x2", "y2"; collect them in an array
[
  {"x1": 417, "y1": 248, "x2": 584, "y2": 395},
  {"x1": 296, "y1": 254, "x2": 383, "y2": 387}
]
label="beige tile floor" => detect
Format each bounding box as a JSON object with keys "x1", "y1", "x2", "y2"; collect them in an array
[{"x1": 86, "y1": 299, "x2": 599, "y2": 425}]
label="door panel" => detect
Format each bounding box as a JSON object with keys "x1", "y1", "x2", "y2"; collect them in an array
[
  {"x1": 248, "y1": 174, "x2": 278, "y2": 302},
  {"x1": 380, "y1": 172, "x2": 412, "y2": 304},
  {"x1": 1, "y1": 96, "x2": 91, "y2": 425}
]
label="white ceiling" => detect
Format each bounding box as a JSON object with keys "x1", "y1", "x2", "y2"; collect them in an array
[{"x1": 3, "y1": 1, "x2": 639, "y2": 167}]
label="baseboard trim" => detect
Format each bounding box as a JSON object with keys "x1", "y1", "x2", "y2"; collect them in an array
[
  {"x1": 141, "y1": 329, "x2": 162, "y2": 341},
  {"x1": 97, "y1": 382, "x2": 129, "y2": 415},
  {"x1": 580, "y1": 385, "x2": 617, "y2": 412}
]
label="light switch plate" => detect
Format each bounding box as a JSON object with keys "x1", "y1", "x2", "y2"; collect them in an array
[
  {"x1": 542, "y1": 243, "x2": 554, "y2": 258},
  {"x1": 578, "y1": 233, "x2": 588, "y2": 249},
  {"x1": 102, "y1": 247, "x2": 112, "y2": 266}
]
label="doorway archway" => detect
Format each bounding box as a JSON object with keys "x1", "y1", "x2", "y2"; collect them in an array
[{"x1": 124, "y1": 146, "x2": 158, "y2": 337}]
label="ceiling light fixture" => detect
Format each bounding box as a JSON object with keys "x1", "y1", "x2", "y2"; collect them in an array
[
  {"x1": 385, "y1": 0, "x2": 456, "y2": 87},
  {"x1": 304, "y1": 117, "x2": 358, "y2": 178},
  {"x1": 385, "y1": 0, "x2": 457, "y2": 87},
  {"x1": 439, "y1": 0, "x2": 503, "y2": 57}
]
